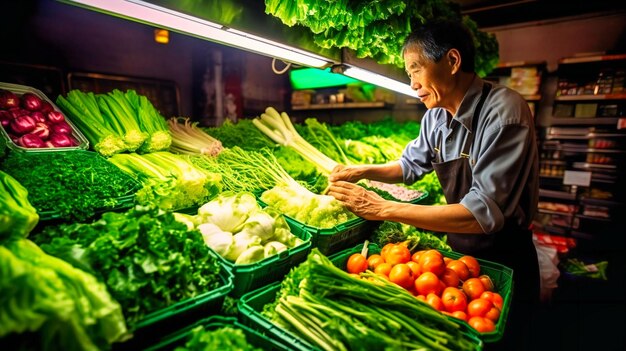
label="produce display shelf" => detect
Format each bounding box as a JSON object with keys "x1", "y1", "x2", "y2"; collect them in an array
[
  {"x1": 328, "y1": 243, "x2": 513, "y2": 344},
  {"x1": 117, "y1": 267, "x2": 234, "y2": 350},
  {"x1": 239, "y1": 282, "x2": 483, "y2": 351},
  {"x1": 143, "y1": 315, "x2": 293, "y2": 351}
]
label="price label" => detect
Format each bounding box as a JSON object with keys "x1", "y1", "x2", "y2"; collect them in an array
[{"x1": 563, "y1": 170, "x2": 591, "y2": 186}]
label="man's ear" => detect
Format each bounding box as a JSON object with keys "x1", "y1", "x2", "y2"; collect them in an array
[{"x1": 447, "y1": 49, "x2": 462, "y2": 75}]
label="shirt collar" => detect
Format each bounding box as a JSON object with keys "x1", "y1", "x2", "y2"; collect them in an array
[{"x1": 453, "y1": 75, "x2": 485, "y2": 132}]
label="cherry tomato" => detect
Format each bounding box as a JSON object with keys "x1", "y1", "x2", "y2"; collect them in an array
[
  {"x1": 458, "y1": 255, "x2": 481, "y2": 278},
  {"x1": 440, "y1": 267, "x2": 460, "y2": 288},
  {"x1": 426, "y1": 293, "x2": 445, "y2": 311},
  {"x1": 346, "y1": 253, "x2": 368, "y2": 274},
  {"x1": 389, "y1": 263, "x2": 415, "y2": 289},
  {"x1": 414, "y1": 271, "x2": 443, "y2": 296},
  {"x1": 468, "y1": 316, "x2": 496, "y2": 333},
  {"x1": 450, "y1": 310, "x2": 468, "y2": 322},
  {"x1": 367, "y1": 254, "x2": 385, "y2": 270},
  {"x1": 480, "y1": 291, "x2": 504, "y2": 310},
  {"x1": 467, "y1": 298, "x2": 494, "y2": 318},
  {"x1": 441, "y1": 286, "x2": 468, "y2": 313},
  {"x1": 446, "y1": 260, "x2": 471, "y2": 281},
  {"x1": 462, "y1": 277, "x2": 486, "y2": 300}
]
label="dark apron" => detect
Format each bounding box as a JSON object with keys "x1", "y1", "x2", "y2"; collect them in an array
[{"x1": 431, "y1": 82, "x2": 539, "y2": 303}]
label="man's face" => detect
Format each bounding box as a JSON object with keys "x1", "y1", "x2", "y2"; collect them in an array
[{"x1": 403, "y1": 46, "x2": 455, "y2": 110}]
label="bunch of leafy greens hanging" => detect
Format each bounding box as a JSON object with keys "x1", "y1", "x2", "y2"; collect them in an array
[
  {"x1": 34, "y1": 206, "x2": 222, "y2": 327},
  {"x1": 265, "y1": 0, "x2": 498, "y2": 76},
  {"x1": 0, "y1": 151, "x2": 140, "y2": 222}
]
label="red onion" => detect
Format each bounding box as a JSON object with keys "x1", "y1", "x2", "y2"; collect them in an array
[
  {"x1": 21, "y1": 93, "x2": 43, "y2": 111},
  {"x1": 40, "y1": 101, "x2": 54, "y2": 114},
  {"x1": 17, "y1": 133, "x2": 45, "y2": 148},
  {"x1": 10, "y1": 115, "x2": 36, "y2": 135},
  {"x1": 31, "y1": 111, "x2": 46, "y2": 123},
  {"x1": 49, "y1": 133, "x2": 76, "y2": 147},
  {"x1": 0, "y1": 89, "x2": 19, "y2": 109},
  {"x1": 46, "y1": 110, "x2": 65, "y2": 124},
  {"x1": 8, "y1": 108, "x2": 28, "y2": 119},
  {"x1": 51, "y1": 121, "x2": 72, "y2": 135},
  {"x1": 31, "y1": 122, "x2": 50, "y2": 139},
  {"x1": 0, "y1": 110, "x2": 11, "y2": 127}
]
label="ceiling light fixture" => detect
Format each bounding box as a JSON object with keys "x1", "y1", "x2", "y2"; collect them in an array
[{"x1": 62, "y1": 0, "x2": 331, "y2": 68}]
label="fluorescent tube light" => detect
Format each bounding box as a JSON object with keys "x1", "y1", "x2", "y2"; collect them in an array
[
  {"x1": 342, "y1": 66, "x2": 416, "y2": 97},
  {"x1": 64, "y1": 0, "x2": 331, "y2": 68}
]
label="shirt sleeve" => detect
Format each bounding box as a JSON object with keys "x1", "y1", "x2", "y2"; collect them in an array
[
  {"x1": 399, "y1": 110, "x2": 441, "y2": 185},
  {"x1": 460, "y1": 112, "x2": 536, "y2": 234}
]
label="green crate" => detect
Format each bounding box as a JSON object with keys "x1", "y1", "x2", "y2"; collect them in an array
[
  {"x1": 143, "y1": 315, "x2": 293, "y2": 351},
  {"x1": 328, "y1": 243, "x2": 513, "y2": 343},
  {"x1": 117, "y1": 267, "x2": 234, "y2": 350},
  {"x1": 216, "y1": 220, "x2": 313, "y2": 298},
  {"x1": 239, "y1": 282, "x2": 483, "y2": 351},
  {"x1": 284, "y1": 216, "x2": 376, "y2": 256},
  {"x1": 238, "y1": 282, "x2": 322, "y2": 351}
]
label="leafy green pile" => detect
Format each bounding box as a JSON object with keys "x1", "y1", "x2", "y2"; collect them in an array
[
  {"x1": 33, "y1": 206, "x2": 222, "y2": 327},
  {"x1": 560, "y1": 258, "x2": 608, "y2": 281},
  {"x1": 1, "y1": 239, "x2": 128, "y2": 351},
  {"x1": 108, "y1": 151, "x2": 222, "y2": 211},
  {"x1": 265, "y1": 0, "x2": 499, "y2": 76},
  {"x1": 262, "y1": 248, "x2": 479, "y2": 351},
  {"x1": 0, "y1": 171, "x2": 39, "y2": 244},
  {"x1": 174, "y1": 325, "x2": 261, "y2": 351},
  {"x1": 0, "y1": 151, "x2": 140, "y2": 222},
  {"x1": 371, "y1": 221, "x2": 451, "y2": 252}
]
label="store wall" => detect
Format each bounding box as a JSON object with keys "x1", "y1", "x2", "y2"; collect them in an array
[{"x1": 0, "y1": 0, "x2": 287, "y2": 120}]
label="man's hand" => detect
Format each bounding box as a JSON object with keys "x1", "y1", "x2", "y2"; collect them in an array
[
  {"x1": 328, "y1": 164, "x2": 366, "y2": 183},
  {"x1": 327, "y1": 181, "x2": 389, "y2": 220}
]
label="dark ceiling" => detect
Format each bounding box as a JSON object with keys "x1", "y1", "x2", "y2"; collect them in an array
[{"x1": 451, "y1": 0, "x2": 626, "y2": 28}]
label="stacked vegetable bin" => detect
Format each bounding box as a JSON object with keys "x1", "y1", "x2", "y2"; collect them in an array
[{"x1": 1, "y1": 82, "x2": 513, "y2": 350}]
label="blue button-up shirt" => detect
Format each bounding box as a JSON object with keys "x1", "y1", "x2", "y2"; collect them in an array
[{"x1": 400, "y1": 77, "x2": 539, "y2": 234}]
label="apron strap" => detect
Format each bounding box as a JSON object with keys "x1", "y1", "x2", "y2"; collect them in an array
[{"x1": 461, "y1": 82, "x2": 492, "y2": 158}]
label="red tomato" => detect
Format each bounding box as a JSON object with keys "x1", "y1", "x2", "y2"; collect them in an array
[
  {"x1": 411, "y1": 250, "x2": 425, "y2": 264},
  {"x1": 441, "y1": 287, "x2": 468, "y2": 313},
  {"x1": 458, "y1": 255, "x2": 481, "y2": 278},
  {"x1": 426, "y1": 293, "x2": 445, "y2": 311},
  {"x1": 374, "y1": 262, "x2": 392, "y2": 278},
  {"x1": 450, "y1": 310, "x2": 468, "y2": 322},
  {"x1": 480, "y1": 291, "x2": 504, "y2": 310},
  {"x1": 440, "y1": 267, "x2": 460, "y2": 288},
  {"x1": 467, "y1": 298, "x2": 494, "y2": 318},
  {"x1": 414, "y1": 271, "x2": 443, "y2": 296},
  {"x1": 406, "y1": 261, "x2": 421, "y2": 276},
  {"x1": 485, "y1": 306, "x2": 501, "y2": 322},
  {"x1": 468, "y1": 316, "x2": 496, "y2": 333},
  {"x1": 478, "y1": 274, "x2": 495, "y2": 292},
  {"x1": 446, "y1": 260, "x2": 471, "y2": 281},
  {"x1": 418, "y1": 250, "x2": 445, "y2": 277},
  {"x1": 346, "y1": 253, "x2": 368, "y2": 274},
  {"x1": 385, "y1": 245, "x2": 411, "y2": 265},
  {"x1": 462, "y1": 277, "x2": 486, "y2": 300},
  {"x1": 367, "y1": 254, "x2": 385, "y2": 270},
  {"x1": 389, "y1": 263, "x2": 415, "y2": 289},
  {"x1": 380, "y1": 243, "x2": 395, "y2": 259}
]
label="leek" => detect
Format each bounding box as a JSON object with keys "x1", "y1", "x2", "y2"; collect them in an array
[
  {"x1": 252, "y1": 107, "x2": 340, "y2": 174},
  {"x1": 168, "y1": 117, "x2": 223, "y2": 156}
]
